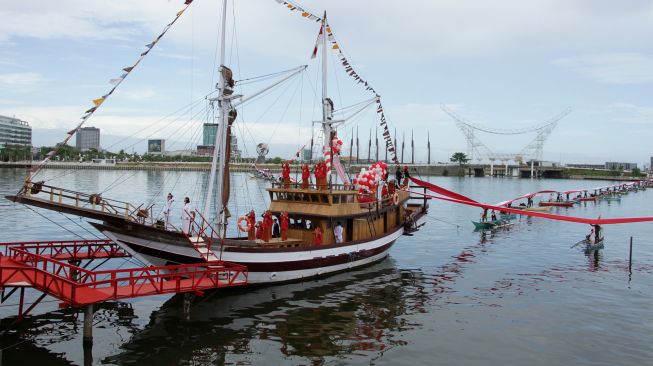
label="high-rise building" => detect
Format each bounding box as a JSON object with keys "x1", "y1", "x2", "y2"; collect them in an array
[
  {"x1": 76, "y1": 127, "x2": 100, "y2": 151},
  {"x1": 0, "y1": 115, "x2": 32, "y2": 149},
  {"x1": 199, "y1": 123, "x2": 241, "y2": 160},
  {"x1": 203, "y1": 123, "x2": 218, "y2": 146}
]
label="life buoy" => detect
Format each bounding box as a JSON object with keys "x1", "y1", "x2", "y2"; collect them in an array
[
  {"x1": 392, "y1": 192, "x2": 399, "y2": 205},
  {"x1": 237, "y1": 216, "x2": 251, "y2": 232}
]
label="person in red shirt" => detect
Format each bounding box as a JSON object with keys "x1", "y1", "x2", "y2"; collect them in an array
[
  {"x1": 255, "y1": 221, "x2": 263, "y2": 240},
  {"x1": 280, "y1": 211, "x2": 290, "y2": 241},
  {"x1": 262, "y1": 210, "x2": 273, "y2": 242},
  {"x1": 246, "y1": 210, "x2": 256, "y2": 240},
  {"x1": 315, "y1": 161, "x2": 326, "y2": 190},
  {"x1": 282, "y1": 161, "x2": 291, "y2": 188},
  {"x1": 313, "y1": 225, "x2": 323, "y2": 245},
  {"x1": 301, "y1": 164, "x2": 310, "y2": 189}
]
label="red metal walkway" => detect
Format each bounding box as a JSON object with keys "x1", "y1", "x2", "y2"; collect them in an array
[{"x1": 0, "y1": 239, "x2": 248, "y2": 313}]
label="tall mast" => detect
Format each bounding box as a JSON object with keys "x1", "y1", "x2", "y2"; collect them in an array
[
  {"x1": 204, "y1": 0, "x2": 229, "y2": 233},
  {"x1": 321, "y1": 12, "x2": 331, "y2": 174}
]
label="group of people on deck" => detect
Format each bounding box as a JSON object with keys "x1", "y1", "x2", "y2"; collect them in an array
[
  {"x1": 160, "y1": 193, "x2": 196, "y2": 234},
  {"x1": 279, "y1": 161, "x2": 330, "y2": 190}
]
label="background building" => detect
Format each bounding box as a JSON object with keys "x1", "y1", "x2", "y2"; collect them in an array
[
  {"x1": 0, "y1": 115, "x2": 32, "y2": 149},
  {"x1": 148, "y1": 139, "x2": 165, "y2": 155},
  {"x1": 203, "y1": 123, "x2": 218, "y2": 146},
  {"x1": 199, "y1": 122, "x2": 241, "y2": 160},
  {"x1": 75, "y1": 127, "x2": 100, "y2": 152},
  {"x1": 605, "y1": 162, "x2": 637, "y2": 171}
]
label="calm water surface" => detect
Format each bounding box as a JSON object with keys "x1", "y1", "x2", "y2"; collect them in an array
[{"x1": 0, "y1": 168, "x2": 651, "y2": 365}]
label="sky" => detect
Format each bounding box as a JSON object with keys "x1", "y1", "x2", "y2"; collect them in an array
[{"x1": 1, "y1": 0, "x2": 652, "y2": 166}]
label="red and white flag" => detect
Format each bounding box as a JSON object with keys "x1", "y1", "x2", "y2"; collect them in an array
[{"x1": 310, "y1": 26, "x2": 323, "y2": 59}]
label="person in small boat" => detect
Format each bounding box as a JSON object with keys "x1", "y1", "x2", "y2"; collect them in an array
[
  {"x1": 246, "y1": 210, "x2": 256, "y2": 240},
  {"x1": 583, "y1": 191, "x2": 588, "y2": 198},
  {"x1": 313, "y1": 225, "x2": 323, "y2": 245},
  {"x1": 181, "y1": 197, "x2": 195, "y2": 235},
  {"x1": 491, "y1": 210, "x2": 497, "y2": 221},
  {"x1": 272, "y1": 217, "x2": 280, "y2": 238},
  {"x1": 566, "y1": 193, "x2": 570, "y2": 201},
  {"x1": 160, "y1": 193, "x2": 174, "y2": 230},
  {"x1": 301, "y1": 163, "x2": 310, "y2": 189},
  {"x1": 334, "y1": 221, "x2": 343, "y2": 243},
  {"x1": 593, "y1": 224, "x2": 603, "y2": 243},
  {"x1": 280, "y1": 211, "x2": 290, "y2": 240},
  {"x1": 481, "y1": 209, "x2": 488, "y2": 222},
  {"x1": 527, "y1": 196, "x2": 533, "y2": 207},
  {"x1": 282, "y1": 161, "x2": 291, "y2": 188}
]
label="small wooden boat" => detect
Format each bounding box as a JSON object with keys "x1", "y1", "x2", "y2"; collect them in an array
[
  {"x1": 577, "y1": 197, "x2": 597, "y2": 202},
  {"x1": 472, "y1": 220, "x2": 511, "y2": 230},
  {"x1": 603, "y1": 196, "x2": 621, "y2": 202},
  {"x1": 523, "y1": 206, "x2": 552, "y2": 212},
  {"x1": 499, "y1": 213, "x2": 517, "y2": 220},
  {"x1": 539, "y1": 201, "x2": 574, "y2": 207}
]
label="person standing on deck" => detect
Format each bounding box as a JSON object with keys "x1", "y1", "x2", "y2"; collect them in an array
[
  {"x1": 280, "y1": 211, "x2": 290, "y2": 240},
  {"x1": 527, "y1": 196, "x2": 533, "y2": 208},
  {"x1": 313, "y1": 226, "x2": 323, "y2": 245},
  {"x1": 403, "y1": 166, "x2": 411, "y2": 186},
  {"x1": 282, "y1": 161, "x2": 291, "y2": 188},
  {"x1": 395, "y1": 166, "x2": 403, "y2": 188},
  {"x1": 181, "y1": 197, "x2": 195, "y2": 235},
  {"x1": 262, "y1": 210, "x2": 273, "y2": 242},
  {"x1": 301, "y1": 163, "x2": 310, "y2": 189},
  {"x1": 161, "y1": 193, "x2": 174, "y2": 229},
  {"x1": 272, "y1": 218, "x2": 280, "y2": 238},
  {"x1": 334, "y1": 221, "x2": 344, "y2": 243},
  {"x1": 491, "y1": 210, "x2": 497, "y2": 221},
  {"x1": 481, "y1": 209, "x2": 488, "y2": 222},
  {"x1": 246, "y1": 210, "x2": 256, "y2": 240}
]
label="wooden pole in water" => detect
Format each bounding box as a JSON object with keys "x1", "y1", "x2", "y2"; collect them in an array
[
  {"x1": 83, "y1": 304, "x2": 93, "y2": 346},
  {"x1": 629, "y1": 236, "x2": 633, "y2": 273}
]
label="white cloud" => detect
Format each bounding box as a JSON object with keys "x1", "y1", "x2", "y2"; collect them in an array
[
  {"x1": 0, "y1": 72, "x2": 43, "y2": 92},
  {"x1": 2, "y1": 0, "x2": 653, "y2": 61},
  {"x1": 553, "y1": 53, "x2": 653, "y2": 84}
]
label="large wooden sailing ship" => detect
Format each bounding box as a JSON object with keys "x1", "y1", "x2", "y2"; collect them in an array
[{"x1": 6, "y1": 0, "x2": 427, "y2": 284}]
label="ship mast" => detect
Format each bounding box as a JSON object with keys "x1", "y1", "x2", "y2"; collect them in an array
[
  {"x1": 321, "y1": 12, "x2": 331, "y2": 169},
  {"x1": 205, "y1": 0, "x2": 230, "y2": 235}
]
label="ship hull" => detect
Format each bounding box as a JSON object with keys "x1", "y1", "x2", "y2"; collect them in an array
[{"x1": 98, "y1": 225, "x2": 403, "y2": 285}]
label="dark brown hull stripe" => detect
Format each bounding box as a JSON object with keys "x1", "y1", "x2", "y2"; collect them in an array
[{"x1": 120, "y1": 240, "x2": 396, "y2": 272}]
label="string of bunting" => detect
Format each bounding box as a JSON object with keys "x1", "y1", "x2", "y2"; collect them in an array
[
  {"x1": 274, "y1": 0, "x2": 400, "y2": 164},
  {"x1": 29, "y1": 0, "x2": 195, "y2": 177}
]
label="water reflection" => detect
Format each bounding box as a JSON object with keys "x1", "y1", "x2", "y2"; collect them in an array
[{"x1": 103, "y1": 259, "x2": 427, "y2": 365}]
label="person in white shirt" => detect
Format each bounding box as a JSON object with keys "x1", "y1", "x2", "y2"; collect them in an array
[
  {"x1": 161, "y1": 193, "x2": 174, "y2": 230},
  {"x1": 333, "y1": 221, "x2": 344, "y2": 243},
  {"x1": 181, "y1": 197, "x2": 195, "y2": 235}
]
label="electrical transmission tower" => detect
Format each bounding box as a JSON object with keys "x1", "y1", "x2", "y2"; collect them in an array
[{"x1": 441, "y1": 104, "x2": 571, "y2": 164}]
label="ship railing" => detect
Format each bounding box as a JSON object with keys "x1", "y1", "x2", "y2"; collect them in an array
[
  {"x1": 270, "y1": 181, "x2": 356, "y2": 192},
  {"x1": 22, "y1": 181, "x2": 146, "y2": 223},
  {"x1": 184, "y1": 210, "x2": 220, "y2": 261}
]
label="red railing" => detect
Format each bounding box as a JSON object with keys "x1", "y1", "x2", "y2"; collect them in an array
[{"x1": 0, "y1": 240, "x2": 248, "y2": 307}]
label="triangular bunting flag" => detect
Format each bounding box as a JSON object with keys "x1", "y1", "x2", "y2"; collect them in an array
[{"x1": 92, "y1": 98, "x2": 105, "y2": 106}]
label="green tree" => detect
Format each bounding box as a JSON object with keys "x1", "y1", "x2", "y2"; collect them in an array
[{"x1": 631, "y1": 167, "x2": 642, "y2": 176}]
